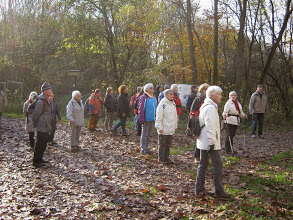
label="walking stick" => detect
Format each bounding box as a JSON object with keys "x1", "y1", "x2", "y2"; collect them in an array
[{"x1": 224, "y1": 120, "x2": 234, "y2": 154}]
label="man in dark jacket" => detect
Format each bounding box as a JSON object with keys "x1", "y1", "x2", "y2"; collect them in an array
[
  {"x1": 186, "y1": 85, "x2": 198, "y2": 113},
  {"x1": 32, "y1": 83, "x2": 53, "y2": 168}
]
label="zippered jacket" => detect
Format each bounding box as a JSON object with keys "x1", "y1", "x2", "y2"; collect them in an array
[
  {"x1": 66, "y1": 98, "x2": 84, "y2": 127},
  {"x1": 138, "y1": 93, "x2": 157, "y2": 124},
  {"x1": 249, "y1": 91, "x2": 268, "y2": 114}
]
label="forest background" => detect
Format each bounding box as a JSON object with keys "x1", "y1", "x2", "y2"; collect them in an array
[{"x1": 0, "y1": 0, "x2": 292, "y2": 126}]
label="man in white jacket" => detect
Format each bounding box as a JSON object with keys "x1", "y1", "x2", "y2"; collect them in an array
[
  {"x1": 195, "y1": 86, "x2": 232, "y2": 198},
  {"x1": 155, "y1": 89, "x2": 178, "y2": 164}
]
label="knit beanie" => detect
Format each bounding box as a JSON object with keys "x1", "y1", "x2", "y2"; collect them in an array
[{"x1": 41, "y1": 82, "x2": 52, "y2": 92}]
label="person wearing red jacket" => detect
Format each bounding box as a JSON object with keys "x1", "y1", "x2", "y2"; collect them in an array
[
  {"x1": 171, "y1": 84, "x2": 182, "y2": 118},
  {"x1": 88, "y1": 89, "x2": 103, "y2": 132}
]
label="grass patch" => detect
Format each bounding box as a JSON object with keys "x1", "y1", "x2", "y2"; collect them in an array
[{"x1": 170, "y1": 149, "x2": 181, "y2": 155}]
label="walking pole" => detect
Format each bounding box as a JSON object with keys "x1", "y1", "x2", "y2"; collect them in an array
[{"x1": 224, "y1": 120, "x2": 234, "y2": 154}]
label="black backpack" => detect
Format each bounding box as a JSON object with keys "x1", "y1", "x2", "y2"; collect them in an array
[
  {"x1": 84, "y1": 97, "x2": 90, "y2": 111},
  {"x1": 133, "y1": 95, "x2": 141, "y2": 113},
  {"x1": 187, "y1": 104, "x2": 208, "y2": 137}
]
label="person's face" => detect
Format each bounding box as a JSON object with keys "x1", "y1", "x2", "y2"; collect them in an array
[
  {"x1": 95, "y1": 92, "x2": 101, "y2": 97},
  {"x1": 173, "y1": 87, "x2": 178, "y2": 92},
  {"x1": 165, "y1": 92, "x2": 174, "y2": 101},
  {"x1": 213, "y1": 91, "x2": 222, "y2": 104},
  {"x1": 75, "y1": 93, "x2": 82, "y2": 101},
  {"x1": 110, "y1": 90, "x2": 113, "y2": 95},
  {"x1": 43, "y1": 89, "x2": 53, "y2": 98},
  {"x1": 193, "y1": 87, "x2": 198, "y2": 93},
  {"x1": 230, "y1": 93, "x2": 237, "y2": 101},
  {"x1": 159, "y1": 87, "x2": 162, "y2": 92},
  {"x1": 257, "y1": 86, "x2": 263, "y2": 93},
  {"x1": 202, "y1": 89, "x2": 207, "y2": 95},
  {"x1": 148, "y1": 86, "x2": 154, "y2": 94}
]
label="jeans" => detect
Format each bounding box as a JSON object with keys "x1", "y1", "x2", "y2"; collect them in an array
[
  {"x1": 140, "y1": 121, "x2": 154, "y2": 153},
  {"x1": 225, "y1": 123, "x2": 238, "y2": 153},
  {"x1": 158, "y1": 135, "x2": 173, "y2": 161},
  {"x1": 113, "y1": 117, "x2": 127, "y2": 134},
  {"x1": 196, "y1": 150, "x2": 224, "y2": 194},
  {"x1": 251, "y1": 113, "x2": 264, "y2": 135},
  {"x1": 134, "y1": 114, "x2": 139, "y2": 131},
  {"x1": 33, "y1": 132, "x2": 49, "y2": 163}
]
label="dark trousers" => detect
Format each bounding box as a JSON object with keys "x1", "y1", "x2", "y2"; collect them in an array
[
  {"x1": 33, "y1": 132, "x2": 49, "y2": 163},
  {"x1": 196, "y1": 150, "x2": 224, "y2": 194},
  {"x1": 137, "y1": 118, "x2": 142, "y2": 136},
  {"x1": 49, "y1": 129, "x2": 56, "y2": 142},
  {"x1": 225, "y1": 124, "x2": 238, "y2": 153},
  {"x1": 251, "y1": 113, "x2": 265, "y2": 135},
  {"x1": 158, "y1": 135, "x2": 173, "y2": 161},
  {"x1": 29, "y1": 132, "x2": 35, "y2": 148},
  {"x1": 194, "y1": 147, "x2": 200, "y2": 159}
]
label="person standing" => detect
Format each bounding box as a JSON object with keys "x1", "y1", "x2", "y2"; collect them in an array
[
  {"x1": 195, "y1": 86, "x2": 232, "y2": 198},
  {"x1": 88, "y1": 89, "x2": 103, "y2": 132},
  {"x1": 32, "y1": 83, "x2": 53, "y2": 168},
  {"x1": 111, "y1": 85, "x2": 130, "y2": 136},
  {"x1": 130, "y1": 86, "x2": 142, "y2": 132},
  {"x1": 66, "y1": 90, "x2": 84, "y2": 150},
  {"x1": 48, "y1": 95, "x2": 61, "y2": 144},
  {"x1": 249, "y1": 84, "x2": 268, "y2": 138},
  {"x1": 23, "y1": 91, "x2": 38, "y2": 149},
  {"x1": 0, "y1": 89, "x2": 8, "y2": 129},
  {"x1": 159, "y1": 85, "x2": 170, "y2": 102},
  {"x1": 223, "y1": 91, "x2": 247, "y2": 153},
  {"x1": 155, "y1": 89, "x2": 177, "y2": 164},
  {"x1": 170, "y1": 84, "x2": 182, "y2": 119},
  {"x1": 186, "y1": 85, "x2": 198, "y2": 113},
  {"x1": 103, "y1": 87, "x2": 117, "y2": 131},
  {"x1": 138, "y1": 83, "x2": 157, "y2": 154},
  {"x1": 154, "y1": 85, "x2": 162, "y2": 103}
]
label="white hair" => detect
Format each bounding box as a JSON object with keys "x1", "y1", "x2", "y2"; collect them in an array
[
  {"x1": 170, "y1": 84, "x2": 178, "y2": 90},
  {"x1": 144, "y1": 83, "x2": 154, "y2": 93},
  {"x1": 72, "y1": 90, "x2": 81, "y2": 99},
  {"x1": 29, "y1": 91, "x2": 38, "y2": 99},
  {"x1": 229, "y1": 91, "x2": 237, "y2": 98},
  {"x1": 163, "y1": 89, "x2": 173, "y2": 96},
  {"x1": 206, "y1": 86, "x2": 223, "y2": 98}
]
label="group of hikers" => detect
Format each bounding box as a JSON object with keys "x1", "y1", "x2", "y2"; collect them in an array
[{"x1": 0, "y1": 82, "x2": 268, "y2": 198}]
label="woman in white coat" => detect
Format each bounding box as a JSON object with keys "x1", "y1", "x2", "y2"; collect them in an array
[
  {"x1": 155, "y1": 89, "x2": 177, "y2": 164},
  {"x1": 195, "y1": 86, "x2": 232, "y2": 199},
  {"x1": 222, "y1": 91, "x2": 247, "y2": 153},
  {"x1": 66, "y1": 91, "x2": 84, "y2": 150}
]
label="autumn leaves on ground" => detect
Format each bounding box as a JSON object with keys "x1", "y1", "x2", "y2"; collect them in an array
[{"x1": 0, "y1": 117, "x2": 292, "y2": 219}]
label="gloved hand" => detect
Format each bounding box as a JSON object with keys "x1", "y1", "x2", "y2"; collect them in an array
[{"x1": 208, "y1": 144, "x2": 214, "y2": 153}]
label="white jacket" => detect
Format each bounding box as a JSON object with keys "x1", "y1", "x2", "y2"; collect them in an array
[
  {"x1": 197, "y1": 98, "x2": 221, "y2": 151},
  {"x1": 155, "y1": 97, "x2": 178, "y2": 135},
  {"x1": 66, "y1": 98, "x2": 84, "y2": 127},
  {"x1": 222, "y1": 99, "x2": 246, "y2": 125}
]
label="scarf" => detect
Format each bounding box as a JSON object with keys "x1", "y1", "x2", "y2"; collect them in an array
[{"x1": 232, "y1": 100, "x2": 241, "y2": 114}]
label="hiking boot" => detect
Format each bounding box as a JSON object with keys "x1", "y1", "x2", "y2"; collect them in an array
[
  {"x1": 258, "y1": 135, "x2": 264, "y2": 139},
  {"x1": 215, "y1": 191, "x2": 233, "y2": 199},
  {"x1": 40, "y1": 159, "x2": 49, "y2": 163},
  {"x1": 122, "y1": 133, "x2": 130, "y2": 136},
  {"x1": 251, "y1": 134, "x2": 257, "y2": 138},
  {"x1": 33, "y1": 162, "x2": 46, "y2": 168}
]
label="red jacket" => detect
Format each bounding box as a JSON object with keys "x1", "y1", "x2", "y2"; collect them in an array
[{"x1": 173, "y1": 93, "x2": 182, "y2": 115}]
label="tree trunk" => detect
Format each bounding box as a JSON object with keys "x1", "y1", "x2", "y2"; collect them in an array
[
  {"x1": 213, "y1": 0, "x2": 219, "y2": 85},
  {"x1": 186, "y1": 0, "x2": 197, "y2": 85}
]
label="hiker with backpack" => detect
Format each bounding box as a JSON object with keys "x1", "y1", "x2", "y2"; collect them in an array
[
  {"x1": 0, "y1": 89, "x2": 7, "y2": 129},
  {"x1": 187, "y1": 83, "x2": 209, "y2": 161},
  {"x1": 249, "y1": 84, "x2": 268, "y2": 139},
  {"x1": 103, "y1": 87, "x2": 117, "y2": 131},
  {"x1": 110, "y1": 85, "x2": 131, "y2": 136},
  {"x1": 23, "y1": 91, "x2": 38, "y2": 149},
  {"x1": 195, "y1": 86, "x2": 232, "y2": 199},
  {"x1": 138, "y1": 83, "x2": 157, "y2": 154},
  {"x1": 32, "y1": 83, "x2": 53, "y2": 168},
  {"x1": 88, "y1": 89, "x2": 103, "y2": 132},
  {"x1": 170, "y1": 84, "x2": 182, "y2": 119},
  {"x1": 133, "y1": 88, "x2": 144, "y2": 136},
  {"x1": 66, "y1": 90, "x2": 84, "y2": 151},
  {"x1": 155, "y1": 89, "x2": 177, "y2": 164},
  {"x1": 222, "y1": 91, "x2": 248, "y2": 154},
  {"x1": 185, "y1": 85, "x2": 198, "y2": 113},
  {"x1": 48, "y1": 95, "x2": 61, "y2": 145}
]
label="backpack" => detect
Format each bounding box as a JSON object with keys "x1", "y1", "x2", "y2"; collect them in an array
[
  {"x1": 84, "y1": 97, "x2": 90, "y2": 111},
  {"x1": 133, "y1": 95, "x2": 142, "y2": 114},
  {"x1": 187, "y1": 104, "x2": 208, "y2": 137}
]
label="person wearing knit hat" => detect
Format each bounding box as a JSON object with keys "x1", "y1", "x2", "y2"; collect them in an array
[{"x1": 31, "y1": 83, "x2": 53, "y2": 168}]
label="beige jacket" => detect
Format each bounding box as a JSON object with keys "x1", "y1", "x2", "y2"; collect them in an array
[
  {"x1": 249, "y1": 91, "x2": 268, "y2": 114},
  {"x1": 223, "y1": 99, "x2": 246, "y2": 125}
]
